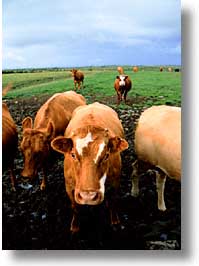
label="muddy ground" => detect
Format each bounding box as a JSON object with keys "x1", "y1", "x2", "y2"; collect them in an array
[{"x1": 2, "y1": 95, "x2": 181, "y2": 250}]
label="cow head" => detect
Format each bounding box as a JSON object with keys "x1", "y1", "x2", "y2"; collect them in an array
[
  {"x1": 70, "y1": 69, "x2": 77, "y2": 77},
  {"x1": 116, "y1": 75, "x2": 128, "y2": 87},
  {"x1": 51, "y1": 126, "x2": 128, "y2": 205},
  {"x1": 20, "y1": 116, "x2": 54, "y2": 179}
]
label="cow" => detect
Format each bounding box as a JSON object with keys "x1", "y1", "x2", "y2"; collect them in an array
[
  {"x1": 133, "y1": 66, "x2": 139, "y2": 72},
  {"x1": 168, "y1": 67, "x2": 173, "y2": 72},
  {"x1": 117, "y1": 66, "x2": 124, "y2": 75},
  {"x1": 70, "y1": 69, "x2": 84, "y2": 90},
  {"x1": 20, "y1": 91, "x2": 86, "y2": 190},
  {"x1": 51, "y1": 102, "x2": 129, "y2": 232},
  {"x1": 2, "y1": 102, "x2": 18, "y2": 191},
  {"x1": 174, "y1": 68, "x2": 180, "y2": 72},
  {"x1": 131, "y1": 105, "x2": 181, "y2": 211},
  {"x1": 160, "y1": 67, "x2": 164, "y2": 72},
  {"x1": 114, "y1": 75, "x2": 132, "y2": 104}
]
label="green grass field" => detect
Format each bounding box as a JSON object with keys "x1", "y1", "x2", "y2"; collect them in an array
[{"x1": 2, "y1": 66, "x2": 181, "y2": 108}]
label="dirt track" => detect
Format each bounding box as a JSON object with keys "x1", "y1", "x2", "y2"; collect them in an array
[{"x1": 2, "y1": 95, "x2": 181, "y2": 250}]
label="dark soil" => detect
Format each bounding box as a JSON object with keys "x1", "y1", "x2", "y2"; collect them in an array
[{"x1": 2, "y1": 95, "x2": 181, "y2": 250}]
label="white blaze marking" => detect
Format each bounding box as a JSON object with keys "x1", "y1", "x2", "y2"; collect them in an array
[
  {"x1": 94, "y1": 142, "x2": 105, "y2": 164},
  {"x1": 119, "y1": 75, "x2": 125, "y2": 86},
  {"x1": 76, "y1": 132, "x2": 93, "y2": 155},
  {"x1": 99, "y1": 173, "x2": 107, "y2": 194}
]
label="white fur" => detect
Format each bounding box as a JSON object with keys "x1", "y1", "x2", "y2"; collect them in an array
[
  {"x1": 119, "y1": 75, "x2": 125, "y2": 86},
  {"x1": 99, "y1": 173, "x2": 107, "y2": 195},
  {"x1": 76, "y1": 132, "x2": 93, "y2": 155},
  {"x1": 94, "y1": 142, "x2": 105, "y2": 164}
]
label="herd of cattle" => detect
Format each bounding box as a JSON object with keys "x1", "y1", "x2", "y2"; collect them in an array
[{"x1": 2, "y1": 67, "x2": 181, "y2": 234}]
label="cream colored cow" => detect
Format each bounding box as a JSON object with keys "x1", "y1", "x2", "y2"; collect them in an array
[{"x1": 131, "y1": 105, "x2": 181, "y2": 211}]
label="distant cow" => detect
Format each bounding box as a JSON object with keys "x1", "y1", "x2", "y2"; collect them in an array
[
  {"x1": 174, "y1": 68, "x2": 180, "y2": 72},
  {"x1": 114, "y1": 75, "x2": 132, "y2": 104},
  {"x1": 51, "y1": 102, "x2": 128, "y2": 232},
  {"x1": 133, "y1": 66, "x2": 139, "y2": 72},
  {"x1": 131, "y1": 105, "x2": 181, "y2": 211},
  {"x1": 159, "y1": 67, "x2": 164, "y2": 72},
  {"x1": 2, "y1": 102, "x2": 18, "y2": 191},
  {"x1": 117, "y1": 66, "x2": 124, "y2": 75},
  {"x1": 20, "y1": 91, "x2": 86, "y2": 190},
  {"x1": 70, "y1": 69, "x2": 84, "y2": 90},
  {"x1": 168, "y1": 67, "x2": 173, "y2": 72}
]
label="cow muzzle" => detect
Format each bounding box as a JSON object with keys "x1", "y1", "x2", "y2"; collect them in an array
[
  {"x1": 21, "y1": 168, "x2": 37, "y2": 180},
  {"x1": 75, "y1": 190, "x2": 103, "y2": 205}
]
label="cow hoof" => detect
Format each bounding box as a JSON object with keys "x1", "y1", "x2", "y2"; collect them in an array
[
  {"x1": 40, "y1": 183, "x2": 46, "y2": 190},
  {"x1": 11, "y1": 186, "x2": 17, "y2": 192}
]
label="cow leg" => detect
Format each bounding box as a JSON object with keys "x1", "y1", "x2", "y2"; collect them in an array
[
  {"x1": 9, "y1": 167, "x2": 16, "y2": 191},
  {"x1": 131, "y1": 160, "x2": 139, "y2": 197},
  {"x1": 78, "y1": 82, "x2": 80, "y2": 90},
  {"x1": 155, "y1": 170, "x2": 167, "y2": 211},
  {"x1": 40, "y1": 169, "x2": 47, "y2": 190},
  {"x1": 66, "y1": 186, "x2": 80, "y2": 232},
  {"x1": 106, "y1": 192, "x2": 120, "y2": 226},
  {"x1": 70, "y1": 205, "x2": 80, "y2": 233},
  {"x1": 74, "y1": 81, "x2": 77, "y2": 91},
  {"x1": 123, "y1": 90, "x2": 128, "y2": 103},
  {"x1": 117, "y1": 92, "x2": 121, "y2": 105}
]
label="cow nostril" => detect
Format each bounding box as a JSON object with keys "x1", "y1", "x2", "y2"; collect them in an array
[{"x1": 79, "y1": 191, "x2": 98, "y2": 201}]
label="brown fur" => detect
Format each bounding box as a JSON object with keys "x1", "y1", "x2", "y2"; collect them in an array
[
  {"x1": 132, "y1": 66, "x2": 139, "y2": 72},
  {"x1": 114, "y1": 75, "x2": 132, "y2": 104},
  {"x1": 51, "y1": 102, "x2": 128, "y2": 232},
  {"x1": 20, "y1": 91, "x2": 86, "y2": 189},
  {"x1": 2, "y1": 102, "x2": 18, "y2": 190},
  {"x1": 117, "y1": 66, "x2": 124, "y2": 75},
  {"x1": 70, "y1": 69, "x2": 84, "y2": 90},
  {"x1": 160, "y1": 67, "x2": 164, "y2": 72}
]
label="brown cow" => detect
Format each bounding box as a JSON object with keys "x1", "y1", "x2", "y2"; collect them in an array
[
  {"x1": 160, "y1": 67, "x2": 164, "y2": 72},
  {"x1": 20, "y1": 91, "x2": 86, "y2": 190},
  {"x1": 2, "y1": 102, "x2": 18, "y2": 191},
  {"x1": 70, "y1": 69, "x2": 84, "y2": 90},
  {"x1": 168, "y1": 67, "x2": 173, "y2": 72},
  {"x1": 114, "y1": 75, "x2": 132, "y2": 104},
  {"x1": 131, "y1": 105, "x2": 181, "y2": 211},
  {"x1": 51, "y1": 102, "x2": 128, "y2": 232},
  {"x1": 117, "y1": 66, "x2": 124, "y2": 75},
  {"x1": 132, "y1": 66, "x2": 139, "y2": 72}
]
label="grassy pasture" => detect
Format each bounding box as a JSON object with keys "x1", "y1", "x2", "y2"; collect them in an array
[{"x1": 2, "y1": 66, "x2": 181, "y2": 108}]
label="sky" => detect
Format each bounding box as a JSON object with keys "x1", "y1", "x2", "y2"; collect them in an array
[{"x1": 2, "y1": 0, "x2": 181, "y2": 69}]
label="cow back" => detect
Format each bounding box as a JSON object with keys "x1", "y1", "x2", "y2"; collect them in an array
[
  {"x1": 34, "y1": 91, "x2": 86, "y2": 136},
  {"x1": 65, "y1": 102, "x2": 124, "y2": 138}
]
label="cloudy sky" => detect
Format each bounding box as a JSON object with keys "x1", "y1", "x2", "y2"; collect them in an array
[{"x1": 2, "y1": 0, "x2": 181, "y2": 69}]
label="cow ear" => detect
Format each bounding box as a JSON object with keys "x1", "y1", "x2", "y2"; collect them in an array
[
  {"x1": 22, "y1": 117, "x2": 33, "y2": 131},
  {"x1": 116, "y1": 75, "x2": 120, "y2": 79},
  {"x1": 125, "y1": 75, "x2": 128, "y2": 79},
  {"x1": 51, "y1": 137, "x2": 73, "y2": 154},
  {"x1": 46, "y1": 121, "x2": 54, "y2": 137},
  {"x1": 108, "y1": 137, "x2": 129, "y2": 153}
]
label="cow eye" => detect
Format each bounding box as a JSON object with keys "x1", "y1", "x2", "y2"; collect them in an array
[{"x1": 71, "y1": 152, "x2": 76, "y2": 160}]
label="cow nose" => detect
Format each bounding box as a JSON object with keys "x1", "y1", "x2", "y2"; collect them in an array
[{"x1": 75, "y1": 190, "x2": 101, "y2": 205}]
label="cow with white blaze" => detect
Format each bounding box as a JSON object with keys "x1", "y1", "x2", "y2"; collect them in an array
[
  {"x1": 51, "y1": 102, "x2": 128, "y2": 232},
  {"x1": 131, "y1": 105, "x2": 181, "y2": 211}
]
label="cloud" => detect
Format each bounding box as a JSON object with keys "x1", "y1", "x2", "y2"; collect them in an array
[{"x1": 2, "y1": 0, "x2": 181, "y2": 68}]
